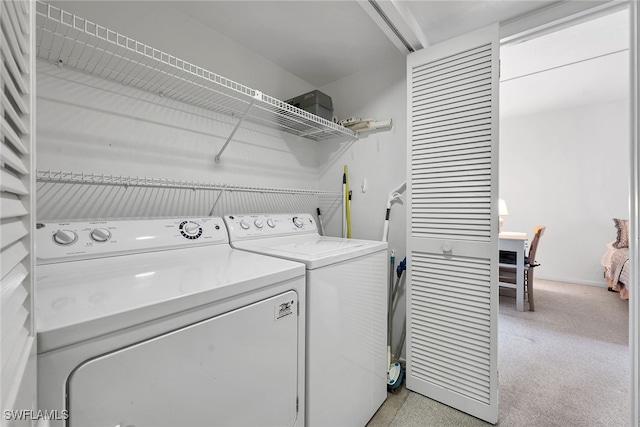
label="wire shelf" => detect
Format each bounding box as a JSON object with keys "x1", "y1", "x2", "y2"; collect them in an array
[
  {"x1": 36, "y1": 170, "x2": 342, "y2": 196},
  {"x1": 34, "y1": 1, "x2": 357, "y2": 143}
]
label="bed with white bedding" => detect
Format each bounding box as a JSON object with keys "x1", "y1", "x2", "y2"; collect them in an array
[{"x1": 601, "y1": 218, "x2": 630, "y2": 299}]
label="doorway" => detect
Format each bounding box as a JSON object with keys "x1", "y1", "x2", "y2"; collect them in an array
[{"x1": 498, "y1": 6, "x2": 631, "y2": 424}]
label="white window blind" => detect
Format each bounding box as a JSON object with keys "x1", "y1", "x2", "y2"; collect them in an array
[{"x1": 1, "y1": 0, "x2": 36, "y2": 412}]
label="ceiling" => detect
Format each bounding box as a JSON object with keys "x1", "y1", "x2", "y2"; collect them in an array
[
  {"x1": 177, "y1": 0, "x2": 563, "y2": 87},
  {"x1": 176, "y1": 1, "x2": 401, "y2": 88},
  {"x1": 49, "y1": 1, "x2": 629, "y2": 117},
  {"x1": 500, "y1": 8, "x2": 629, "y2": 118}
]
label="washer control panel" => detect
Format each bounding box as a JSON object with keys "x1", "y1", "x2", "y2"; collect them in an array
[
  {"x1": 36, "y1": 217, "x2": 227, "y2": 264},
  {"x1": 224, "y1": 214, "x2": 317, "y2": 241}
]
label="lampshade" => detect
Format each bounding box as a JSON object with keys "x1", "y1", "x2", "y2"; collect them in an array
[{"x1": 499, "y1": 199, "x2": 509, "y2": 216}]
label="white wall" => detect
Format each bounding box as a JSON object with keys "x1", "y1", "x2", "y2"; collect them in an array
[
  {"x1": 318, "y1": 57, "x2": 408, "y2": 357},
  {"x1": 318, "y1": 58, "x2": 407, "y2": 241},
  {"x1": 37, "y1": 2, "x2": 328, "y2": 220},
  {"x1": 499, "y1": 99, "x2": 630, "y2": 286}
]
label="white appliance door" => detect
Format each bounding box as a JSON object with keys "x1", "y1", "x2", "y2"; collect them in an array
[
  {"x1": 306, "y1": 250, "x2": 387, "y2": 427},
  {"x1": 406, "y1": 24, "x2": 500, "y2": 424},
  {"x1": 67, "y1": 291, "x2": 300, "y2": 427}
]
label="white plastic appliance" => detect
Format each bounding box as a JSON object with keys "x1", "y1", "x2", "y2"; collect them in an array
[
  {"x1": 35, "y1": 217, "x2": 306, "y2": 427},
  {"x1": 224, "y1": 213, "x2": 388, "y2": 427}
]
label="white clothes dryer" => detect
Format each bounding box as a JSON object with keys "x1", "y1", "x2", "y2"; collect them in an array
[
  {"x1": 36, "y1": 217, "x2": 306, "y2": 427},
  {"x1": 224, "y1": 213, "x2": 388, "y2": 427}
]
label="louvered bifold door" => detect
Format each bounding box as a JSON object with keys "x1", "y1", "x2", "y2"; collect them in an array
[
  {"x1": 405, "y1": 25, "x2": 499, "y2": 424},
  {"x1": 1, "y1": 0, "x2": 36, "y2": 414}
]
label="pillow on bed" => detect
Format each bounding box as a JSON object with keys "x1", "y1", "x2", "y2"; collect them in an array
[{"x1": 613, "y1": 218, "x2": 630, "y2": 249}]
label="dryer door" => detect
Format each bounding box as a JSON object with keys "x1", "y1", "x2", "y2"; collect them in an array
[{"x1": 67, "y1": 291, "x2": 300, "y2": 427}]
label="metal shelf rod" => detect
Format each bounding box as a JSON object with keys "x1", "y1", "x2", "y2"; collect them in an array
[{"x1": 36, "y1": 170, "x2": 341, "y2": 196}]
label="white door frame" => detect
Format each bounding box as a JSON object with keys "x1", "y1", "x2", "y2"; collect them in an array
[{"x1": 629, "y1": 2, "x2": 639, "y2": 425}]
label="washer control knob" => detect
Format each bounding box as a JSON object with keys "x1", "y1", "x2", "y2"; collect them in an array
[
  {"x1": 90, "y1": 228, "x2": 111, "y2": 243},
  {"x1": 292, "y1": 217, "x2": 304, "y2": 228},
  {"x1": 267, "y1": 218, "x2": 275, "y2": 228},
  {"x1": 53, "y1": 230, "x2": 78, "y2": 245},
  {"x1": 183, "y1": 222, "x2": 200, "y2": 236},
  {"x1": 254, "y1": 219, "x2": 264, "y2": 229},
  {"x1": 239, "y1": 220, "x2": 250, "y2": 230}
]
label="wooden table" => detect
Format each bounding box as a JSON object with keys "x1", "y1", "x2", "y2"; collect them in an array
[{"x1": 499, "y1": 232, "x2": 527, "y2": 312}]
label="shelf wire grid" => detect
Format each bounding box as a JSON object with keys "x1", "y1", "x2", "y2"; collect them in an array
[
  {"x1": 34, "y1": 1, "x2": 357, "y2": 142},
  {"x1": 36, "y1": 170, "x2": 342, "y2": 196}
]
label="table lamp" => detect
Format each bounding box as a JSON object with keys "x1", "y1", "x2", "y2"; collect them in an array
[{"x1": 499, "y1": 199, "x2": 509, "y2": 233}]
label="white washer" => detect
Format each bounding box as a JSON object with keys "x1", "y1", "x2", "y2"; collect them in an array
[
  {"x1": 36, "y1": 217, "x2": 306, "y2": 427},
  {"x1": 224, "y1": 213, "x2": 388, "y2": 427}
]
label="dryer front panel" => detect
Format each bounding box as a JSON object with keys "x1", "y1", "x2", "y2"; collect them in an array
[{"x1": 66, "y1": 291, "x2": 300, "y2": 427}]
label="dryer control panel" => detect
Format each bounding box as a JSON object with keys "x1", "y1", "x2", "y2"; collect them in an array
[
  {"x1": 36, "y1": 217, "x2": 228, "y2": 264},
  {"x1": 224, "y1": 214, "x2": 317, "y2": 241}
]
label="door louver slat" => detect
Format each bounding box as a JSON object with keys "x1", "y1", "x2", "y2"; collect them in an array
[
  {"x1": 413, "y1": 130, "x2": 491, "y2": 146},
  {"x1": 414, "y1": 111, "x2": 492, "y2": 131},
  {"x1": 414, "y1": 89, "x2": 491, "y2": 111},
  {"x1": 413, "y1": 328, "x2": 490, "y2": 357},
  {"x1": 0, "y1": 140, "x2": 29, "y2": 174},
  {"x1": 412, "y1": 45, "x2": 492, "y2": 78},
  {"x1": 1, "y1": 64, "x2": 29, "y2": 115},
  {"x1": 414, "y1": 100, "x2": 492, "y2": 122},
  {"x1": 411, "y1": 40, "x2": 493, "y2": 242},
  {"x1": 414, "y1": 144, "x2": 491, "y2": 158},
  {"x1": 1, "y1": 219, "x2": 29, "y2": 250},
  {"x1": 412, "y1": 341, "x2": 488, "y2": 373},
  {"x1": 414, "y1": 61, "x2": 492, "y2": 91},
  {"x1": 412, "y1": 352, "x2": 490, "y2": 390},
  {"x1": 410, "y1": 251, "x2": 492, "y2": 404},
  {"x1": 414, "y1": 68, "x2": 492, "y2": 98}
]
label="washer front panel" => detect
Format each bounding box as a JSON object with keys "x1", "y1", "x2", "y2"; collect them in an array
[
  {"x1": 305, "y1": 251, "x2": 387, "y2": 427},
  {"x1": 224, "y1": 213, "x2": 388, "y2": 427},
  {"x1": 67, "y1": 291, "x2": 300, "y2": 427}
]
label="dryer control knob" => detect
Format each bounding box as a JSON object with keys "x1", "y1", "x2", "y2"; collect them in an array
[
  {"x1": 179, "y1": 221, "x2": 203, "y2": 239},
  {"x1": 267, "y1": 218, "x2": 275, "y2": 228},
  {"x1": 254, "y1": 220, "x2": 264, "y2": 228},
  {"x1": 53, "y1": 230, "x2": 78, "y2": 246},
  {"x1": 90, "y1": 228, "x2": 111, "y2": 243},
  {"x1": 240, "y1": 220, "x2": 250, "y2": 230},
  {"x1": 292, "y1": 217, "x2": 304, "y2": 228}
]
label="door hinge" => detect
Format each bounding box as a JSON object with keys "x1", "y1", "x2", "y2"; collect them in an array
[{"x1": 296, "y1": 397, "x2": 299, "y2": 412}]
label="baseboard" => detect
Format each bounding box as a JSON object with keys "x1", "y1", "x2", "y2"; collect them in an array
[{"x1": 536, "y1": 274, "x2": 608, "y2": 288}]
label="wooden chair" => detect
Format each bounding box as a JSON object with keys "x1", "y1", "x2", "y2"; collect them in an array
[{"x1": 499, "y1": 226, "x2": 546, "y2": 311}]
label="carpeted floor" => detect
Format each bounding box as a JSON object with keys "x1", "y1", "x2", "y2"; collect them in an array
[{"x1": 368, "y1": 279, "x2": 630, "y2": 426}]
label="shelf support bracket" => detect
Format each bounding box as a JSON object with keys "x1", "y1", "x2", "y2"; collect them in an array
[
  {"x1": 215, "y1": 91, "x2": 262, "y2": 163},
  {"x1": 208, "y1": 189, "x2": 225, "y2": 216}
]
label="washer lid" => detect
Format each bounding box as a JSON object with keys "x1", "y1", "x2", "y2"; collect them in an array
[
  {"x1": 36, "y1": 245, "x2": 305, "y2": 353},
  {"x1": 232, "y1": 235, "x2": 388, "y2": 270}
]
